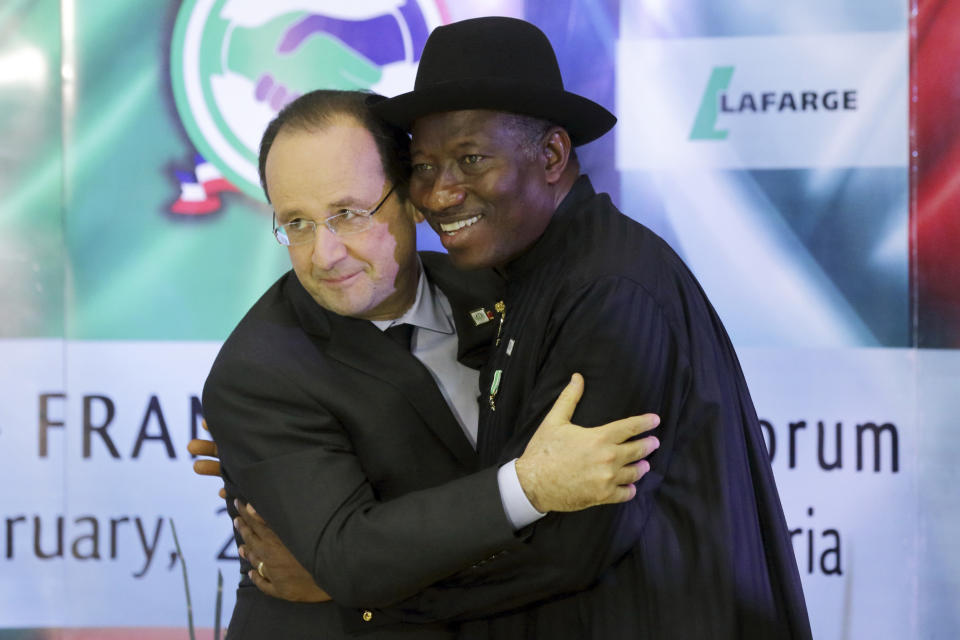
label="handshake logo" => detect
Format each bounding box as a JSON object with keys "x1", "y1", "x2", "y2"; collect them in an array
[{"x1": 169, "y1": 0, "x2": 441, "y2": 213}]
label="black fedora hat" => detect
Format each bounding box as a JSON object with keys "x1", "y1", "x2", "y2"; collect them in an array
[{"x1": 370, "y1": 16, "x2": 616, "y2": 146}]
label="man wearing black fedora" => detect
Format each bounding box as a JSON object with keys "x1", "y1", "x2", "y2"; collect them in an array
[
  {"x1": 215, "y1": 15, "x2": 812, "y2": 640},
  {"x1": 363, "y1": 15, "x2": 812, "y2": 640}
]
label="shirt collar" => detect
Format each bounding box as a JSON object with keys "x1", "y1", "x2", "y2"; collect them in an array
[{"x1": 371, "y1": 258, "x2": 454, "y2": 335}]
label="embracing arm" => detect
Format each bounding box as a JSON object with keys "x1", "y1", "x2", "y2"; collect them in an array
[
  {"x1": 202, "y1": 358, "x2": 514, "y2": 608},
  {"x1": 202, "y1": 343, "x2": 657, "y2": 610}
]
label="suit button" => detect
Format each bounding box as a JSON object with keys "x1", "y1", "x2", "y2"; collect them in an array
[{"x1": 362, "y1": 610, "x2": 373, "y2": 622}]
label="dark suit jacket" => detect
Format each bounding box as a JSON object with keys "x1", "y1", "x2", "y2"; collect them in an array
[{"x1": 202, "y1": 252, "x2": 522, "y2": 639}]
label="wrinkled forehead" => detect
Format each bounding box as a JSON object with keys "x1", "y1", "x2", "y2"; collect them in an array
[{"x1": 266, "y1": 123, "x2": 386, "y2": 203}]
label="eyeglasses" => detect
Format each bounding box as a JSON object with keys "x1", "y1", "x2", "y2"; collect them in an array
[{"x1": 273, "y1": 184, "x2": 397, "y2": 246}]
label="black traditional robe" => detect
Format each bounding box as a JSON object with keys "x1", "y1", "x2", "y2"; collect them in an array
[{"x1": 398, "y1": 176, "x2": 812, "y2": 640}]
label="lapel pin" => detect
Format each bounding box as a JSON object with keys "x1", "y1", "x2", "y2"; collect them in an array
[
  {"x1": 488, "y1": 369, "x2": 502, "y2": 411},
  {"x1": 494, "y1": 301, "x2": 506, "y2": 346},
  {"x1": 469, "y1": 308, "x2": 495, "y2": 326}
]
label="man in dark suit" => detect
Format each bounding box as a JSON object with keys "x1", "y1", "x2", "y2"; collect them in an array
[{"x1": 200, "y1": 89, "x2": 661, "y2": 639}]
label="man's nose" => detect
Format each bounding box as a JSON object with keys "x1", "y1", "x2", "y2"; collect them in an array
[
  {"x1": 422, "y1": 168, "x2": 466, "y2": 212},
  {"x1": 311, "y1": 225, "x2": 348, "y2": 270}
]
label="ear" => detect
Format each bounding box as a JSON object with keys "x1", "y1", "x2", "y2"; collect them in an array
[{"x1": 542, "y1": 126, "x2": 573, "y2": 184}]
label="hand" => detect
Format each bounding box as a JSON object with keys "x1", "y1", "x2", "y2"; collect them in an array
[
  {"x1": 186, "y1": 420, "x2": 226, "y2": 499},
  {"x1": 234, "y1": 500, "x2": 332, "y2": 603},
  {"x1": 515, "y1": 374, "x2": 660, "y2": 512}
]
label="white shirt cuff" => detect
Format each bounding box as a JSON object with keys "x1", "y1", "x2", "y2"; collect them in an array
[{"x1": 497, "y1": 458, "x2": 546, "y2": 530}]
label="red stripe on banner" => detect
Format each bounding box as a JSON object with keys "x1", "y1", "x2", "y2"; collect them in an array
[
  {"x1": 201, "y1": 177, "x2": 239, "y2": 195},
  {"x1": 171, "y1": 197, "x2": 222, "y2": 215},
  {"x1": 912, "y1": 0, "x2": 960, "y2": 347}
]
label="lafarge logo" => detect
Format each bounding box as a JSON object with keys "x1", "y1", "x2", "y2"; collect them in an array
[
  {"x1": 690, "y1": 66, "x2": 859, "y2": 140},
  {"x1": 616, "y1": 33, "x2": 905, "y2": 169},
  {"x1": 170, "y1": 0, "x2": 443, "y2": 207}
]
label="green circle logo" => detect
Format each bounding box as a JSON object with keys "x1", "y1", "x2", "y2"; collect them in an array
[{"x1": 171, "y1": 0, "x2": 443, "y2": 200}]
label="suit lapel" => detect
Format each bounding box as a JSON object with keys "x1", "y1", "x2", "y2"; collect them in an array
[
  {"x1": 283, "y1": 273, "x2": 478, "y2": 467},
  {"x1": 421, "y1": 252, "x2": 504, "y2": 369}
]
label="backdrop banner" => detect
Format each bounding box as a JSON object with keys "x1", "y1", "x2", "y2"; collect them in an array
[{"x1": 1, "y1": 0, "x2": 956, "y2": 638}]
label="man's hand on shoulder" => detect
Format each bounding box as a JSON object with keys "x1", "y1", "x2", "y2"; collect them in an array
[{"x1": 515, "y1": 374, "x2": 660, "y2": 512}]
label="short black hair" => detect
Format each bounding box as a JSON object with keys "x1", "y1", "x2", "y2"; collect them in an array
[{"x1": 258, "y1": 90, "x2": 411, "y2": 203}]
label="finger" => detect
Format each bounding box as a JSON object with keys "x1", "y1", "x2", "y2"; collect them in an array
[
  {"x1": 187, "y1": 438, "x2": 218, "y2": 457},
  {"x1": 234, "y1": 502, "x2": 261, "y2": 544},
  {"x1": 234, "y1": 515, "x2": 255, "y2": 544},
  {"x1": 201, "y1": 418, "x2": 210, "y2": 433},
  {"x1": 242, "y1": 546, "x2": 260, "y2": 574},
  {"x1": 192, "y1": 459, "x2": 222, "y2": 476},
  {"x1": 237, "y1": 502, "x2": 270, "y2": 540},
  {"x1": 604, "y1": 482, "x2": 638, "y2": 505},
  {"x1": 219, "y1": 487, "x2": 227, "y2": 500},
  {"x1": 245, "y1": 502, "x2": 268, "y2": 525},
  {"x1": 542, "y1": 373, "x2": 585, "y2": 426},
  {"x1": 600, "y1": 413, "x2": 660, "y2": 444},
  {"x1": 614, "y1": 459, "x2": 651, "y2": 486},
  {"x1": 616, "y1": 435, "x2": 660, "y2": 465},
  {"x1": 248, "y1": 569, "x2": 280, "y2": 598}
]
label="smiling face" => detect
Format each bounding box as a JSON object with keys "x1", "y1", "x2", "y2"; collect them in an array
[
  {"x1": 264, "y1": 118, "x2": 421, "y2": 320},
  {"x1": 409, "y1": 110, "x2": 562, "y2": 270}
]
